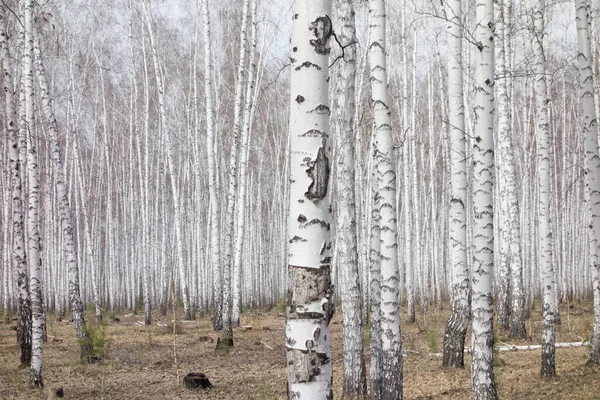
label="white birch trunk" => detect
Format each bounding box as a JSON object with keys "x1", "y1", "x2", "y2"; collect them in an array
[
  {"x1": 202, "y1": 0, "x2": 222, "y2": 331},
  {"x1": 286, "y1": 2, "x2": 334, "y2": 397},
  {"x1": 2, "y1": 3, "x2": 30, "y2": 365},
  {"x1": 335, "y1": 0, "x2": 367, "y2": 397},
  {"x1": 368, "y1": 130, "x2": 383, "y2": 400},
  {"x1": 470, "y1": 0, "x2": 497, "y2": 397},
  {"x1": 142, "y1": 1, "x2": 193, "y2": 320},
  {"x1": 369, "y1": 0, "x2": 403, "y2": 397},
  {"x1": 32, "y1": 24, "x2": 91, "y2": 359},
  {"x1": 24, "y1": 0, "x2": 43, "y2": 386},
  {"x1": 575, "y1": 0, "x2": 600, "y2": 365},
  {"x1": 232, "y1": 0, "x2": 258, "y2": 327},
  {"x1": 531, "y1": 0, "x2": 556, "y2": 378},
  {"x1": 442, "y1": 0, "x2": 470, "y2": 369}
]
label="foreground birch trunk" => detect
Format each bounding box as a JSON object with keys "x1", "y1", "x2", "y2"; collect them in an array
[
  {"x1": 442, "y1": 0, "x2": 470, "y2": 368},
  {"x1": 368, "y1": 0, "x2": 403, "y2": 397},
  {"x1": 531, "y1": 0, "x2": 556, "y2": 378},
  {"x1": 23, "y1": 0, "x2": 43, "y2": 387},
  {"x1": 2, "y1": 4, "x2": 30, "y2": 366},
  {"x1": 334, "y1": 0, "x2": 367, "y2": 397},
  {"x1": 575, "y1": 0, "x2": 600, "y2": 365},
  {"x1": 286, "y1": 1, "x2": 334, "y2": 398},
  {"x1": 470, "y1": 0, "x2": 497, "y2": 397}
]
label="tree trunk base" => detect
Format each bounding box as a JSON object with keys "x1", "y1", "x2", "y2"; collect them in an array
[{"x1": 215, "y1": 337, "x2": 234, "y2": 354}]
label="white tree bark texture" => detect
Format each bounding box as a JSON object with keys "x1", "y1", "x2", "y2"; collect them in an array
[
  {"x1": 202, "y1": 0, "x2": 223, "y2": 332},
  {"x1": 232, "y1": 0, "x2": 259, "y2": 327},
  {"x1": 286, "y1": 1, "x2": 334, "y2": 398},
  {"x1": 221, "y1": 0, "x2": 251, "y2": 343},
  {"x1": 24, "y1": 0, "x2": 44, "y2": 387},
  {"x1": 368, "y1": 0, "x2": 403, "y2": 398},
  {"x1": 32, "y1": 23, "x2": 91, "y2": 358},
  {"x1": 531, "y1": 0, "x2": 556, "y2": 379},
  {"x1": 2, "y1": 3, "x2": 31, "y2": 366},
  {"x1": 575, "y1": 0, "x2": 600, "y2": 365},
  {"x1": 470, "y1": 0, "x2": 498, "y2": 398},
  {"x1": 334, "y1": 0, "x2": 367, "y2": 397},
  {"x1": 442, "y1": 0, "x2": 470, "y2": 369}
]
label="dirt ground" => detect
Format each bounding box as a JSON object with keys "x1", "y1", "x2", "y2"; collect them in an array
[{"x1": 1, "y1": 301, "x2": 599, "y2": 400}]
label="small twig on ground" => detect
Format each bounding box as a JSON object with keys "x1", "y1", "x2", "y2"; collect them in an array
[{"x1": 260, "y1": 341, "x2": 273, "y2": 350}]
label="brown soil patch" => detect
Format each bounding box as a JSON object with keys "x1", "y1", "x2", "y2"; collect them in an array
[{"x1": 0, "y1": 302, "x2": 598, "y2": 399}]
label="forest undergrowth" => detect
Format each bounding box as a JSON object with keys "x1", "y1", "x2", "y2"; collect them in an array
[{"x1": 0, "y1": 301, "x2": 599, "y2": 399}]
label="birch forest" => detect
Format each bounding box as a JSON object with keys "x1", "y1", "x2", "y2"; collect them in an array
[{"x1": 2, "y1": 0, "x2": 600, "y2": 398}]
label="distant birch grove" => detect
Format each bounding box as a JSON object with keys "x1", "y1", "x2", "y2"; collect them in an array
[{"x1": 2, "y1": 0, "x2": 600, "y2": 396}]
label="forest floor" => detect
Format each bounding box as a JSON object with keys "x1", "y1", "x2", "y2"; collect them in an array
[{"x1": 1, "y1": 301, "x2": 600, "y2": 400}]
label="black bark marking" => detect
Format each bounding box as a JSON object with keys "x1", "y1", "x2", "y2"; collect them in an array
[
  {"x1": 295, "y1": 95, "x2": 305, "y2": 103},
  {"x1": 289, "y1": 235, "x2": 308, "y2": 243},
  {"x1": 305, "y1": 146, "x2": 330, "y2": 201},
  {"x1": 303, "y1": 218, "x2": 330, "y2": 230},
  {"x1": 308, "y1": 104, "x2": 331, "y2": 115},
  {"x1": 300, "y1": 129, "x2": 328, "y2": 138},
  {"x1": 295, "y1": 61, "x2": 322, "y2": 71},
  {"x1": 309, "y1": 16, "x2": 332, "y2": 55},
  {"x1": 297, "y1": 214, "x2": 307, "y2": 223}
]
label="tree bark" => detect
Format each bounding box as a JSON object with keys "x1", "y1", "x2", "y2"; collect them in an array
[
  {"x1": 470, "y1": 0, "x2": 498, "y2": 397},
  {"x1": 531, "y1": 0, "x2": 556, "y2": 378},
  {"x1": 24, "y1": 0, "x2": 43, "y2": 387},
  {"x1": 575, "y1": 0, "x2": 600, "y2": 366},
  {"x1": 286, "y1": 2, "x2": 334, "y2": 398},
  {"x1": 442, "y1": 0, "x2": 470, "y2": 369},
  {"x1": 334, "y1": 0, "x2": 367, "y2": 397}
]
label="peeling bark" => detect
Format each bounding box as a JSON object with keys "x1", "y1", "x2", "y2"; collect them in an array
[{"x1": 286, "y1": 2, "x2": 333, "y2": 398}]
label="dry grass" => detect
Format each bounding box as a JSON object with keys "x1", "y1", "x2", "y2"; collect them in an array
[{"x1": 0, "y1": 302, "x2": 598, "y2": 399}]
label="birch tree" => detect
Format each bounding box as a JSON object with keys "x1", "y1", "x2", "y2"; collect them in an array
[
  {"x1": 531, "y1": 0, "x2": 556, "y2": 378},
  {"x1": 33, "y1": 22, "x2": 91, "y2": 360},
  {"x1": 369, "y1": 0, "x2": 403, "y2": 397},
  {"x1": 202, "y1": 0, "x2": 222, "y2": 332},
  {"x1": 442, "y1": 0, "x2": 470, "y2": 368},
  {"x1": 334, "y1": 0, "x2": 367, "y2": 397},
  {"x1": 470, "y1": 0, "x2": 497, "y2": 397},
  {"x1": 219, "y1": 0, "x2": 251, "y2": 345},
  {"x1": 575, "y1": 0, "x2": 600, "y2": 365},
  {"x1": 286, "y1": 1, "x2": 334, "y2": 398},
  {"x1": 24, "y1": 0, "x2": 44, "y2": 387},
  {"x1": 3, "y1": 3, "x2": 30, "y2": 366}
]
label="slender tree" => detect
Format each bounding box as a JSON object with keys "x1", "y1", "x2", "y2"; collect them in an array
[
  {"x1": 202, "y1": 0, "x2": 222, "y2": 332},
  {"x1": 285, "y1": 1, "x2": 334, "y2": 397},
  {"x1": 24, "y1": 0, "x2": 44, "y2": 387},
  {"x1": 368, "y1": 0, "x2": 403, "y2": 397},
  {"x1": 335, "y1": 0, "x2": 367, "y2": 397},
  {"x1": 3, "y1": 3, "x2": 30, "y2": 366},
  {"x1": 442, "y1": 0, "x2": 470, "y2": 368},
  {"x1": 575, "y1": 0, "x2": 600, "y2": 365},
  {"x1": 470, "y1": 0, "x2": 497, "y2": 397},
  {"x1": 531, "y1": 0, "x2": 556, "y2": 378},
  {"x1": 32, "y1": 22, "x2": 91, "y2": 360}
]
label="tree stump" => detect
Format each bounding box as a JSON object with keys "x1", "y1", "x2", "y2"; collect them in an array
[{"x1": 183, "y1": 373, "x2": 213, "y2": 389}]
